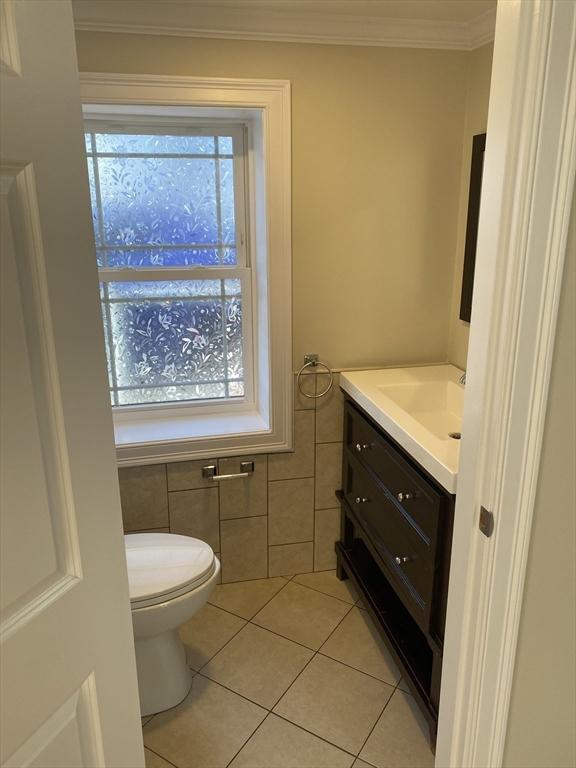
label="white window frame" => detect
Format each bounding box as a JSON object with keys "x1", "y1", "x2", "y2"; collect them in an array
[{"x1": 80, "y1": 74, "x2": 292, "y2": 465}]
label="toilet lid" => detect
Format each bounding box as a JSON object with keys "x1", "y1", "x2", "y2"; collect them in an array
[{"x1": 125, "y1": 533, "x2": 215, "y2": 606}]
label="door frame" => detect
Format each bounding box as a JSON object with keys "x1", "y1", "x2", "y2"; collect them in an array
[{"x1": 437, "y1": 1, "x2": 576, "y2": 766}]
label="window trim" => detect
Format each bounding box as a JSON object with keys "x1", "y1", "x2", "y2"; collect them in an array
[{"x1": 80, "y1": 74, "x2": 292, "y2": 465}]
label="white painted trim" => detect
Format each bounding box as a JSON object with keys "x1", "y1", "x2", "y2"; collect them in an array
[
  {"x1": 437, "y1": 1, "x2": 576, "y2": 766},
  {"x1": 79, "y1": 73, "x2": 292, "y2": 464},
  {"x1": 72, "y1": 3, "x2": 495, "y2": 51}
]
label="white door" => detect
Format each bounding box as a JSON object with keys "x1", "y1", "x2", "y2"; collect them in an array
[{"x1": 0, "y1": 1, "x2": 144, "y2": 766}]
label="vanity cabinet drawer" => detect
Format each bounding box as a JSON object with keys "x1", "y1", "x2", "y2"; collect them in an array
[
  {"x1": 344, "y1": 454, "x2": 436, "y2": 629},
  {"x1": 345, "y1": 401, "x2": 441, "y2": 544}
]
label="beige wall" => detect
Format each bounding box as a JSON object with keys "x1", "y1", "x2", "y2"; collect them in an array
[
  {"x1": 503, "y1": 196, "x2": 576, "y2": 768},
  {"x1": 448, "y1": 43, "x2": 493, "y2": 370},
  {"x1": 76, "y1": 32, "x2": 473, "y2": 370}
]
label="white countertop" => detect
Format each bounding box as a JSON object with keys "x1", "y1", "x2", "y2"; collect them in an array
[{"x1": 340, "y1": 365, "x2": 464, "y2": 493}]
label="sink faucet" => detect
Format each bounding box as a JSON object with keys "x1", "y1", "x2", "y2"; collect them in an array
[{"x1": 459, "y1": 372, "x2": 466, "y2": 385}]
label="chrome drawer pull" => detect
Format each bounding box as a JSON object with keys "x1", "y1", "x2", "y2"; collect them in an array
[
  {"x1": 354, "y1": 496, "x2": 369, "y2": 504},
  {"x1": 397, "y1": 492, "x2": 415, "y2": 502},
  {"x1": 355, "y1": 442, "x2": 372, "y2": 452},
  {"x1": 395, "y1": 556, "x2": 411, "y2": 565}
]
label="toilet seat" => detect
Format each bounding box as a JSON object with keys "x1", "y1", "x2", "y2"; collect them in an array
[{"x1": 125, "y1": 533, "x2": 215, "y2": 609}]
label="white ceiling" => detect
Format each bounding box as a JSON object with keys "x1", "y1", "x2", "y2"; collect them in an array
[{"x1": 72, "y1": 0, "x2": 497, "y2": 50}]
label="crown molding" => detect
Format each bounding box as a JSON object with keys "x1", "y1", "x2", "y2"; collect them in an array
[{"x1": 73, "y1": 4, "x2": 496, "y2": 51}]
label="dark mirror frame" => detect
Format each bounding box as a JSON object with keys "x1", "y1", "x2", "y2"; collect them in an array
[{"x1": 459, "y1": 132, "x2": 486, "y2": 322}]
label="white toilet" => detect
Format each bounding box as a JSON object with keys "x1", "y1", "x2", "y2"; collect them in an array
[{"x1": 125, "y1": 532, "x2": 220, "y2": 716}]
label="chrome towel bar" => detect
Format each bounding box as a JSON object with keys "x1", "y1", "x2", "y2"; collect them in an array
[{"x1": 202, "y1": 461, "x2": 255, "y2": 481}]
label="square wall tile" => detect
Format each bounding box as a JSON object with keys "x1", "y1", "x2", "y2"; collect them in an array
[
  {"x1": 268, "y1": 478, "x2": 314, "y2": 545},
  {"x1": 315, "y1": 443, "x2": 343, "y2": 509},
  {"x1": 268, "y1": 410, "x2": 315, "y2": 481},
  {"x1": 294, "y1": 371, "x2": 316, "y2": 410},
  {"x1": 169, "y1": 488, "x2": 220, "y2": 551},
  {"x1": 219, "y1": 455, "x2": 267, "y2": 520},
  {"x1": 167, "y1": 458, "x2": 218, "y2": 491},
  {"x1": 118, "y1": 464, "x2": 168, "y2": 532},
  {"x1": 315, "y1": 373, "x2": 344, "y2": 443},
  {"x1": 221, "y1": 516, "x2": 268, "y2": 582},
  {"x1": 314, "y1": 507, "x2": 341, "y2": 571},
  {"x1": 269, "y1": 543, "x2": 313, "y2": 577}
]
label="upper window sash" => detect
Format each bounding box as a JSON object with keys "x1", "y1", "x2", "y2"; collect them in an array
[{"x1": 86, "y1": 121, "x2": 248, "y2": 269}]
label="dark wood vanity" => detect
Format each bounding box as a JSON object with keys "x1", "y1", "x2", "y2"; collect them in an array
[{"x1": 336, "y1": 396, "x2": 455, "y2": 745}]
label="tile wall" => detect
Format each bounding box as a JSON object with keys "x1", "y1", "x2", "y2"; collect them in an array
[{"x1": 118, "y1": 372, "x2": 345, "y2": 582}]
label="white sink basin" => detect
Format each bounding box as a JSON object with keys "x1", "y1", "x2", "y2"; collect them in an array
[{"x1": 340, "y1": 365, "x2": 465, "y2": 493}]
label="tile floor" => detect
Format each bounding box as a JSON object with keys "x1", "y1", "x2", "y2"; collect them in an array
[{"x1": 142, "y1": 571, "x2": 434, "y2": 768}]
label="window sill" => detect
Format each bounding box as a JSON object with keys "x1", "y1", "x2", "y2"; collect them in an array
[{"x1": 114, "y1": 409, "x2": 291, "y2": 466}]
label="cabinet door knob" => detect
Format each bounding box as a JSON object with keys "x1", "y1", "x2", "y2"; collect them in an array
[
  {"x1": 354, "y1": 496, "x2": 369, "y2": 504},
  {"x1": 397, "y1": 492, "x2": 415, "y2": 502},
  {"x1": 355, "y1": 442, "x2": 372, "y2": 452},
  {"x1": 395, "y1": 556, "x2": 411, "y2": 565}
]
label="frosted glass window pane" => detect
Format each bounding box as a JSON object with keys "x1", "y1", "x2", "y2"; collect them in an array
[
  {"x1": 95, "y1": 157, "x2": 219, "y2": 246},
  {"x1": 93, "y1": 133, "x2": 216, "y2": 155},
  {"x1": 117, "y1": 382, "x2": 226, "y2": 405},
  {"x1": 98, "y1": 247, "x2": 236, "y2": 267},
  {"x1": 226, "y1": 296, "x2": 244, "y2": 379},
  {"x1": 218, "y1": 136, "x2": 233, "y2": 154},
  {"x1": 229, "y1": 381, "x2": 244, "y2": 397},
  {"x1": 108, "y1": 298, "x2": 225, "y2": 389},
  {"x1": 106, "y1": 280, "x2": 223, "y2": 299},
  {"x1": 219, "y1": 159, "x2": 236, "y2": 244}
]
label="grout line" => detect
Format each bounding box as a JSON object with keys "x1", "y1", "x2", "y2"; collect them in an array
[
  {"x1": 353, "y1": 683, "x2": 396, "y2": 760},
  {"x1": 224, "y1": 713, "x2": 273, "y2": 768},
  {"x1": 272, "y1": 711, "x2": 358, "y2": 760},
  {"x1": 289, "y1": 576, "x2": 358, "y2": 606},
  {"x1": 142, "y1": 744, "x2": 180, "y2": 768}
]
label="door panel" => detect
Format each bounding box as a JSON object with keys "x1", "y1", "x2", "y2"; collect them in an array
[{"x1": 0, "y1": 2, "x2": 143, "y2": 766}]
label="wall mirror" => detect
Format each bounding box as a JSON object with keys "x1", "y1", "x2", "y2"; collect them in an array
[{"x1": 459, "y1": 132, "x2": 487, "y2": 322}]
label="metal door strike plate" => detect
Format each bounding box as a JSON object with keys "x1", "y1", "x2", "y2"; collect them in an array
[{"x1": 479, "y1": 506, "x2": 494, "y2": 538}]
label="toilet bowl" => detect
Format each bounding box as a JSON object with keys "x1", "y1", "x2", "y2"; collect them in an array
[{"x1": 125, "y1": 532, "x2": 220, "y2": 716}]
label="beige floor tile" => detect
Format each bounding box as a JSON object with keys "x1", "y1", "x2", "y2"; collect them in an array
[
  {"x1": 144, "y1": 748, "x2": 174, "y2": 768},
  {"x1": 274, "y1": 654, "x2": 393, "y2": 754},
  {"x1": 268, "y1": 410, "x2": 315, "y2": 481},
  {"x1": 208, "y1": 576, "x2": 288, "y2": 619},
  {"x1": 315, "y1": 373, "x2": 344, "y2": 444},
  {"x1": 119, "y1": 464, "x2": 168, "y2": 531},
  {"x1": 293, "y1": 570, "x2": 358, "y2": 604},
  {"x1": 179, "y1": 603, "x2": 246, "y2": 670},
  {"x1": 320, "y1": 607, "x2": 401, "y2": 685},
  {"x1": 220, "y1": 516, "x2": 268, "y2": 582},
  {"x1": 397, "y1": 677, "x2": 411, "y2": 693},
  {"x1": 229, "y1": 713, "x2": 354, "y2": 768},
  {"x1": 314, "y1": 507, "x2": 341, "y2": 571},
  {"x1": 219, "y1": 455, "x2": 268, "y2": 520},
  {"x1": 268, "y1": 478, "x2": 314, "y2": 545},
  {"x1": 268, "y1": 542, "x2": 313, "y2": 577},
  {"x1": 359, "y1": 690, "x2": 434, "y2": 768},
  {"x1": 315, "y1": 442, "x2": 343, "y2": 509},
  {"x1": 143, "y1": 676, "x2": 266, "y2": 768},
  {"x1": 141, "y1": 715, "x2": 154, "y2": 727},
  {"x1": 169, "y1": 487, "x2": 220, "y2": 550},
  {"x1": 353, "y1": 760, "x2": 376, "y2": 768},
  {"x1": 202, "y1": 623, "x2": 313, "y2": 708},
  {"x1": 253, "y1": 582, "x2": 350, "y2": 649}
]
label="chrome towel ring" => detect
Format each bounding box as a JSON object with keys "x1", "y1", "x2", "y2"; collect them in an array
[{"x1": 296, "y1": 356, "x2": 334, "y2": 399}]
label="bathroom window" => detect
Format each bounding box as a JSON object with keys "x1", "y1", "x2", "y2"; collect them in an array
[
  {"x1": 85, "y1": 123, "x2": 252, "y2": 407},
  {"x1": 81, "y1": 79, "x2": 291, "y2": 464}
]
